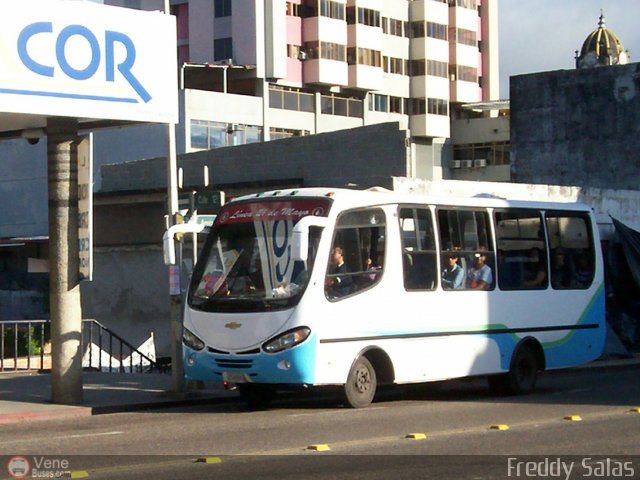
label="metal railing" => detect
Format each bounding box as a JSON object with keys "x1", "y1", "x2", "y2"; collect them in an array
[
  {"x1": 0, "y1": 320, "x2": 48, "y2": 372},
  {"x1": 82, "y1": 319, "x2": 159, "y2": 373},
  {"x1": 0, "y1": 319, "x2": 159, "y2": 373}
]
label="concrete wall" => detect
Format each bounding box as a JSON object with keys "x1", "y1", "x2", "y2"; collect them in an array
[
  {"x1": 0, "y1": 139, "x2": 47, "y2": 239},
  {"x1": 510, "y1": 62, "x2": 640, "y2": 189},
  {"x1": 101, "y1": 122, "x2": 409, "y2": 192},
  {"x1": 80, "y1": 247, "x2": 171, "y2": 357}
]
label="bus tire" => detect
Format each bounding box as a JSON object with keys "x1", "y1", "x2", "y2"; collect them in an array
[
  {"x1": 343, "y1": 356, "x2": 377, "y2": 408},
  {"x1": 237, "y1": 384, "x2": 275, "y2": 409},
  {"x1": 489, "y1": 345, "x2": 539, "y2": 396}
]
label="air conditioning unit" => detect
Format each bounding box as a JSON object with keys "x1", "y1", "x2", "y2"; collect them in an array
[
  {"x1": 450, "y1": 160, "x2": 462, "y2": 169},
  {"x1": 461, "y1": 160, "x2": 473, "y2": 168},
  {"x1": 297, "y1": 50, "x2": 308, "y2": 61},
  {"x1": 474, "y1": 158, "x2": 487, "y2": 168}
]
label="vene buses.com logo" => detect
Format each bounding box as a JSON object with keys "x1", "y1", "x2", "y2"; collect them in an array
[{"x1": 7, "y1": 456, "x2": 30, "y2": 479}]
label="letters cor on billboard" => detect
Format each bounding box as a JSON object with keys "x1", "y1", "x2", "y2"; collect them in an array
[{"x1": 0, "y1": 0, "x2": 178, "y2": 124}]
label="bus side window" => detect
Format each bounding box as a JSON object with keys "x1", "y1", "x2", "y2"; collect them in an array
[
  {"x1": 494, "y1": 210, "x2": 548, "y2": 290},
  {"x1": 437, "y1": 208, "x2": 494, "y2": 291},
  {"x1": 326, "y1": 208, "x2": 386, "y2": 300},
  {"x1": 546, "y1": 214, "x2": 595, "y2": 290},
  {"x1": 399, "y1": 207, "x2": 437, "y2": 291}
]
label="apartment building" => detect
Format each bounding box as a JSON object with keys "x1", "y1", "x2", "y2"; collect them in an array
[{"x1": 105, "y1": 0, "x2": 499, "y2": 179}]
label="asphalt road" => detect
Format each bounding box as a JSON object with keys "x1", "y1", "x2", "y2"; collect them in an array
[{"x1": 0, "y1": 365, "x2": 638, "y2": 479}]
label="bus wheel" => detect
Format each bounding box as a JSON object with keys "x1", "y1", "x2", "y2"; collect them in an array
[
  {"x1": 237, "y1": 384, "x2": 275, "y2": 409},
  {"x1": 344, "y1": 356, "x2": 377, "y2": 408},
  {"x1": 489, "y1": 346, "x2": 538, "y2": 395}
]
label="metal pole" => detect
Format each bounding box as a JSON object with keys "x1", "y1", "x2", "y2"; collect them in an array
[
  {"x1": 48, "y1": 117, "x2": 83, "y2": 404},
  {"x1": 164, "y1": 0, "x2": 185, "y2": 393}
]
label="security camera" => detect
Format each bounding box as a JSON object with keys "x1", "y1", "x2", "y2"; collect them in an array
[{"x1": 21, "y1": 128, "x2": 44, "y2": 145}]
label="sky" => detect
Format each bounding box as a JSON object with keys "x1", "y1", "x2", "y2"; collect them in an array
[{"x1": 498, "y1": 0, "x2": 640, "y2": 99}]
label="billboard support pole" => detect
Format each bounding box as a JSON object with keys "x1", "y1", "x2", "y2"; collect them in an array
[
  {"x1": 48, "y1": 117, "x2": 83, "y2": 405},
  {"x1": 164, "y1": 0, "x2": 185, "y2": 394}
]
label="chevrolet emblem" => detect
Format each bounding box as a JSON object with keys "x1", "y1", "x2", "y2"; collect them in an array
[{"x1": 224, "y1": 322, "x2": 242, "y2": 330}]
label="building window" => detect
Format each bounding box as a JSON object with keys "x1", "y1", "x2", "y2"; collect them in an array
[
  {"x1": 455, "y1": 0, "x2": 477, "y2": 10},
  {"x1": 213, "y1": 37, "x2": 232, "y2": 62},
  {"x1": 427, "y1": 98, "x2": 449, "y2": 116},
  {"x1": 427, "y1": 60, "x2": 448, "y2": 78},
  {"x1": 270, "y1": 127, "x2": 309, "y2": 140},
  {"x1": 389, "y1": 96, "x2": 403, "y2": 113},
  {"x1": 346, "y1": 7, "x2": 380, "y2": 27},
  {"x1": 347, "y1": 47, "x2": 381, "y2": 67},
  {"x1": 305, "y1": 41, "x2": 346, "y2": 62},
  {"x1": 287, "y1": 44, "x2": 303, "y2": 59},
  {"x1": 454, "y1": 142, "x2": 510, "y2": 166},
  {"x1": 381, "y1": 16, "x2": 388, "y2": 33},
  {"x1": 456, "y1": 65, "x2": 477, "y2": 82},
  {"x1": 286, "y1": 1, "x2": 303, "y2": 17},
  {"x1": 191, "y1": 120, "x2": 262, "y2": 149},
  {"x1": 411, "y1": 98, "x2": 426, "y2": 115},
  {"x1": 410, "y1": 59, "x2": 425, "y2": 76},
  {"x1": 427, "y1": 22, "x2": 448, "y2": 40},
  {"x1": 369, "y1": 93, "x2": 387, "y2": 112},
  {"x1": 387, "y1": 56, "x2": 404, "y2": 74},
  {"x1": 304, "y1": 0, "x2": 344, "y2": 20},
  {"x1": 455, "y1": 28, "x2": 477, "y2": 47},
  {"x1": 214, "y1": 0, "x2": 231, "y2": 18},
  {"x1": 411, "y1": 21, "x2": 425, "y2": 38},
  {"x1": 321, "y1": 94, "x2": 362, "y2": 118},
  {"x1": 388, "y1": 18, "x2": 403, "y2": 36},
  {"x1": 269, "y1": 86, "x2": 314, "y2": 112}
]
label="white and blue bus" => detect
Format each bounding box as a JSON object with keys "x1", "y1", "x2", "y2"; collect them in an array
[{"x1": 183, "y1": 188, "x2": 605, "y2": 408}]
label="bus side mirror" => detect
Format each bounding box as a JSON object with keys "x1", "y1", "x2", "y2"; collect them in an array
[
  {"x1": 163, "y1": 222, "x2": 206, "y2": 265},
  {"x1": 291, "y1": 216, "x2": 329, "y2": 262}
]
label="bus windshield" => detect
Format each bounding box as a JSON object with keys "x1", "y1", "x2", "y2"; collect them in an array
[{"x1": 188, "y1": 198, "x2": 331, "y2": 313}]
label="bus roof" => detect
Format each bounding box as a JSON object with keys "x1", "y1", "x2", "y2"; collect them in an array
[{"x1": 230, "y1": 187, "x2": 593, "y2": 213}]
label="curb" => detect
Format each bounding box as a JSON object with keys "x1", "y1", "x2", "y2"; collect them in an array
[
  {"x1": 90, "y1": 393, "x2": 238, "y2": 415},
  {"x1": 0, "y1": 406, "x2": 92, "y2": 425}
]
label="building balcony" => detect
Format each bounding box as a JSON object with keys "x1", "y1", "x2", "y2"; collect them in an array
[{"x1": 303, "y1": 58, "x2": 349, "y2": 86}]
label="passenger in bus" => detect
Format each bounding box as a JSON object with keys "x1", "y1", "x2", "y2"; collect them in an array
[
  {"x1": 468, "y1": 251, "x2": 493, "y2": 290},
  {"x1": 550, "y1": 248, "x2": 571, "y2": 289},
  {"x1": 572, "y1": 253, "x2": 593, "y2": 288},
  {"x1": 366, "y1": 257, "x2": 382, "y2": 282},
  {"x1": 523, "y1": 247, "x2": 547, "y2": 288},
  {"x1": 442, "y1": 253, "x2": 464, "y2": 289},
  {"x1": 326, "y1": 246, "x2": 353, "y2": 297}
]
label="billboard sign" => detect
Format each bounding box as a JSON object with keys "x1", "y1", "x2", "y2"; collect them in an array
[
  {"x1": 77, "y1": 134, "x2": 93, "y2": 281},
  {"x1": 0, "y1": 0, "x2": 178, "y2": 123}
]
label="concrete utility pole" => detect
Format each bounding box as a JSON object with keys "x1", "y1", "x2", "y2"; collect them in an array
[{"x1": 47, "y1": 117, "x2": 83, "y2": 405}]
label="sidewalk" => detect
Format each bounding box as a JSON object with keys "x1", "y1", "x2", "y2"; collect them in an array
[
  {"x1": 0, "y1": 371, "x2": 238, "y2": 425},
  {"x1": 0, "y1": 356, "x2": 638, "y2": 425}
]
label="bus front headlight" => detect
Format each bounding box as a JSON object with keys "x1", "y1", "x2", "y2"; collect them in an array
[
  {"x1": 262, "y1": 327, "x2": 311, "y2": 353},
  {"x1": 183, "y1": 328, "x2": 205, "y2": 351}
]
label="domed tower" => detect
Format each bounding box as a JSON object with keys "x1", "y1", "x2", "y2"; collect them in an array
[{"x1": 575, "y1": 11, "x2": 630, "y2": 68}]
